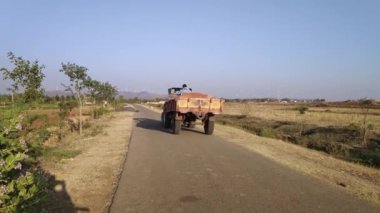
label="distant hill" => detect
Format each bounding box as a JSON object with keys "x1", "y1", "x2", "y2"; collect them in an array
[
  {"x1": 45, "y1": 90, "x2": 165, "y2": 100},
  {"x1": 118, "y1": 91, "x2": 166, "y2": 100}
]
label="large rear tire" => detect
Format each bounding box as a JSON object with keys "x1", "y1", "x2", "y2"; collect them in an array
[
  {"x1": 161, "y1": 112, "x2": 165, "y2": 127},
  {"x1": 172, "y1": 116, "x2": 181, "y2": 135},
  {"x1": 204, "y1": 119, "x2": 215, "y2": 135},
  {"x1": 161, "y1": 113, "x2": 171, "y2": 129}
]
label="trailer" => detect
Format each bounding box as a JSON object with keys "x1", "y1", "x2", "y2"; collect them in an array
[{"x1": 161, "y1": 87, "x2": 224, "y2": 135}]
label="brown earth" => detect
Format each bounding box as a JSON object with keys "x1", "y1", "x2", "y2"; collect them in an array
[{"x1": 42, "y1": 111, "x2": 134, "y2": 212}]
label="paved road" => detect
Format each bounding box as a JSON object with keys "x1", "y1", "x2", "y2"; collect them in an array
[{"x1": 110, "y1": 106, "x2": 379, "y2": 212}]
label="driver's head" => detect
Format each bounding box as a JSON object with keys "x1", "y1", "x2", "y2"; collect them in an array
[{"x1": 182, "y1": 84, "x2": 187, "y2": 88}]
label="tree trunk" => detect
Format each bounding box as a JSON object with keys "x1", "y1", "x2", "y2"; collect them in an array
[
  {"x1": 79, "y1": 97, "x2": 82, "y2": 135},
  {"x1": 362, "y1": 108, "x2": 369, "y2": 146},
  {"x1": 11, "y1": 92, "x2": 14, "y2": 110}
]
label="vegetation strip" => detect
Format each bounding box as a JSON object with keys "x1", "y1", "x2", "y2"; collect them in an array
[
  {"x1": 0, "y1": 52, "x2": 126, "y2": 211},
  {"x1": 217, "y1": 114, "x2": 380, "y2": 168}
]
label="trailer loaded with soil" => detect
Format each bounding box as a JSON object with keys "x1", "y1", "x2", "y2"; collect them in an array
[{"x1": 161, "y1": 87, "x2": 224, "y2": 135}]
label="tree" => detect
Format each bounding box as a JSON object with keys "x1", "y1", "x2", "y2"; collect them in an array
[
  {"x1": 59, "y1": 62, "x2": 89, "y2": 135},
  {"x1": 6, "y1": 88, "x2": 15, "y2": 105},
  {"x1": 83, "y1": 77, "x2": 102, "y2": 118},
  {"x1": 98, "y1": 82, "x2": 118, "y2": 106},
  {"x1": 84, "y1": 77, "x2": 101, "y2": 104},
  {"x1": 0, "y1": 52, "x2": 45, "y2": 103}
]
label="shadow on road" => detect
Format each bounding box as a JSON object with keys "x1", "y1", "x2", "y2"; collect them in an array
[
  {"x1": 182, "y1": 127, "x2": 206, "y2": 135},
  {"x1": 134, "y1": 117, "x2": 206, "y2": 135},
  {"x1": 134, "y1": 118, "x2": 168, "y2": 133}
]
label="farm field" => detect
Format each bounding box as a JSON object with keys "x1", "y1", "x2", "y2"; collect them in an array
[
  {"x1": 223, "y1": 102, "x2": 380, "y2": 133},
  {"x1": 218, "y1": 101, "x2": 380, "y2": 168}
]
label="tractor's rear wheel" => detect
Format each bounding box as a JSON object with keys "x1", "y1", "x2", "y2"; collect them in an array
[
  {"x1": 161, "y1": 113, "x2": 165, "y2": 126},
  {"x1": 204, "y1": 118, "x2": 215, "y2": 135},
  {"x1": 162, "y1": 112, "x2": 171, "y2": 128},
  {"x1": 172, "y1": 116, "x2": 181, "y2": 135}
]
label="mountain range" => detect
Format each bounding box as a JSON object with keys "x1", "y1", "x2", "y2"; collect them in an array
[{"x1": 45, "y1": 90, "x2": 165, "y2": 100}]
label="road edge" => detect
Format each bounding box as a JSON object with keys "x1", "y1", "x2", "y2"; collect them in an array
[{"x1": 103, "y1": 115, "x2": 136, "y2": 213}]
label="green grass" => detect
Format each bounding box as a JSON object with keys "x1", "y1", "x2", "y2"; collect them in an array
[
  {"x1": 41, "y1": 147, "x2": 81, "y2": 162},
  {"x1": 258, "y1": 128, "x2": 275, "y2": 138}
]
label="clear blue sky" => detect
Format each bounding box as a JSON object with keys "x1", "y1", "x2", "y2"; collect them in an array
[{"x1": 0, "y1": 0, "x2": 379, "y2": 100}]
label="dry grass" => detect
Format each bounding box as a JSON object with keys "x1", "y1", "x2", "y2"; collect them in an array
[
  {"x1": 224, "y1": 102, "x2": 380, "y2": 133},
  {"x1": 215, "y1": 123, "x2": 380, "y2": 206},
  {"x1": 42, "y1": 111, "x2": 134, "y2": 212}
]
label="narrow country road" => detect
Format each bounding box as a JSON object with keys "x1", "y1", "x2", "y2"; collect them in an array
[{"x1": 110, "y1": 106, "x2": 379, "y2": 212}]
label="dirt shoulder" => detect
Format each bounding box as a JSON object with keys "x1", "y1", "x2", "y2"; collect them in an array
[
  {"x1": 142, "y1": 104, "x2": 380, "y2": 206},
  {"x1": 42, "y1": 111, "x2": 134, "y2": 212},
  {"x1": 215, "y1": 123, "x2": 380, "y2": 205}
]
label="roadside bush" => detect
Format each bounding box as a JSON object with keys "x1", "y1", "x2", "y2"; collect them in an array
[
  {"x1": 37, "y1": 129, "x2": 51, "y2": 144},
  {"x1": 58, "y1": 101, "x2": 77, "y2": 140},
  {"x1": 258, "y1": 128, "x2": 274, "y2": 138},
  {"x1": 88, "y1": 124, "x2": 107, "y2": 137},
  {"x1": 295, "y1": 105, "x2": 309, "y2": 114},
  {"x1": 82, "y1": 122, "x2": 92, "y2": 129},
  {"x1": 93, "y1": 107, "x2": 109, "y2": 119},
  {"x1": 0, "y1": 115, "x2": 48, "y2": 212},
  {"x1": 349, "y1": 148, "x2": 380, "y2": 167},
  {"x1": 25, "y1": 114, "x2": 40, "y2": 126}
]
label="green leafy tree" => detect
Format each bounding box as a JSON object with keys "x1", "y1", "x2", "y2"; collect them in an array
[
  {"x1": 83, "y1": 77, "x2": 102, "y2": 118},
  {"x1": 0, "y1": 52, "x2": 45, "y2": 103},
  {"x1": 84, "y1": 77, "x2": 101, "y2": 104},
  {"x1": 99, "y1": 82, "x2": 118, "y2": 105},
  {"x1": 60, "y1": 62, "x2": 89, "y2": 135}
]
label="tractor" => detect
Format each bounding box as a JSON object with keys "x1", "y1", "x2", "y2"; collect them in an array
[{"x1": 161, "y1": 87, "x2": 224, "y2": 135}]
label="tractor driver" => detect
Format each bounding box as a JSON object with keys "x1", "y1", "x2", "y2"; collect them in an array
[{"x1": 178, "y1": 84, "x2": 192, "y2": 94}]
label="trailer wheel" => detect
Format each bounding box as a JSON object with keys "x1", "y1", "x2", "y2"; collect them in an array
[
  {"x1": 161, "y1": 113, "x2": 165, "y2": 127},
  {"x1": 172, "y1": 116, "x2": 181, "y2": 135},
  {"x1": 204, "y1": 119, "x2": 215, "y2": 135}
]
